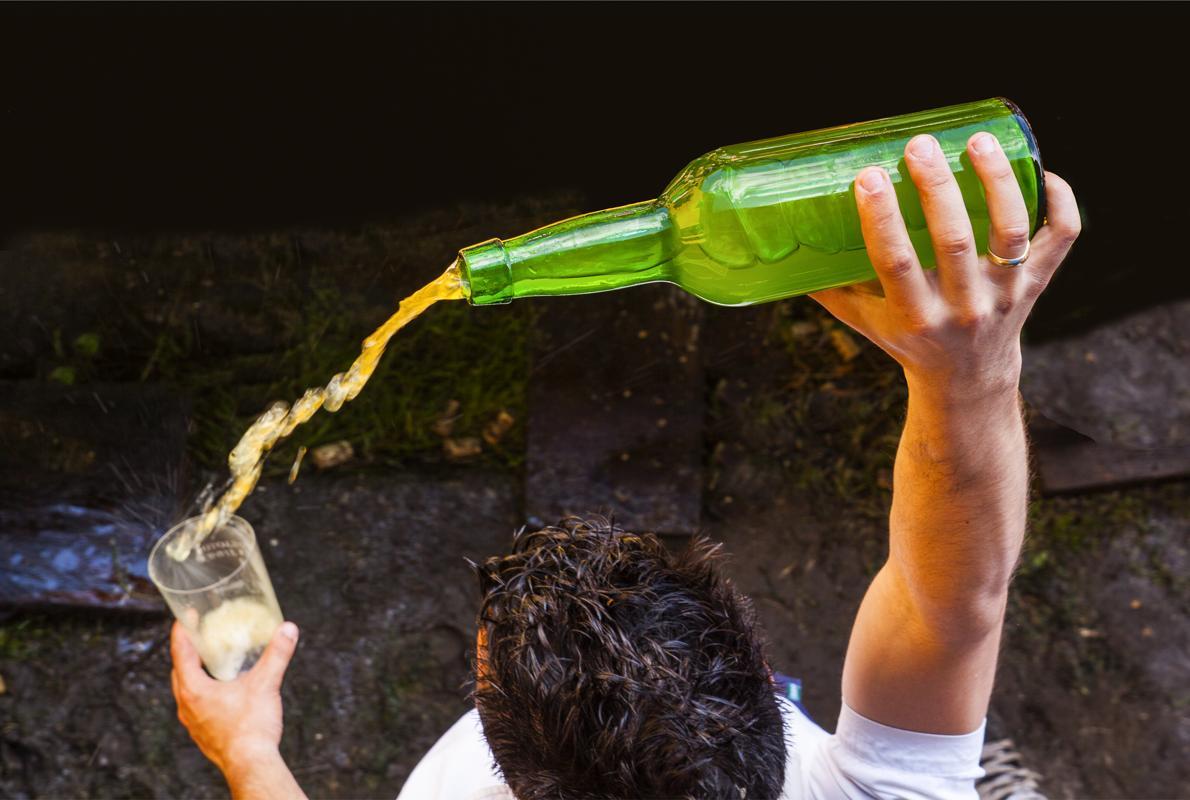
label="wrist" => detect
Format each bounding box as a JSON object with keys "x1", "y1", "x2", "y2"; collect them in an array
[
  {"x1": 904, "y1": 368, "x2": 1021, "y2": 412},
  {"x1": 900, "y1": 372, "x2": 1026, "y2": 479},
  {"x1": 220, "y1": 740, "x2": 282, "y2": 786}
]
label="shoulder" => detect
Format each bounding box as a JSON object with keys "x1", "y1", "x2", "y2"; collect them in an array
[
  {"x1": 783, "y1": 698, "x2": 986, "y2": 800},
  {"x1": 397, "y1": 709, "x2": 508, "y2": 800}
]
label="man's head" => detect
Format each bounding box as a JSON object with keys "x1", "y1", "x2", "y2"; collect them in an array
[{"x1": 471, "y1": 517, "x2": 786, "y2": 799}]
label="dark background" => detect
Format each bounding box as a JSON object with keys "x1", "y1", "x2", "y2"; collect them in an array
[{"x1": 3, "y1": 2, "x2": 1187, "y2": 339}]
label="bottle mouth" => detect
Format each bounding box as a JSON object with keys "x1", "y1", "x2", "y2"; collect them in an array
[
  {"x1": 457, "y1": 238, "x2": 513, "y2": 306},
  {"x1": 996, "y1": 97, "x2": 1047, "y2": 235}
]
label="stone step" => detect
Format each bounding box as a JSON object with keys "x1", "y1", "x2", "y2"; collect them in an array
[
  {"x1": 1028, "y1": 411, "x2": 1190, "y2": 494},
  {"x1": 0, "y1": 382, "x2": 190, "y2": 612}
]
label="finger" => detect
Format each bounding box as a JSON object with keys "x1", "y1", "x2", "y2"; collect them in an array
[
  {"x1": 1028, "y1": 172, "x2": 1081, "y2": 289},
  {"x1": 904, "y1": 135, "x2": 979, "y2": 304},
  {"x1": 967, "y1": 132, "x2": 1031, "y2": 262},
  {"x1": 852, "y1": 166, "x2": 932, "y2": 320},
  {"x1": 249, "y1": 621, "x2": 299, "y2": 692},
  {"x1": 171, "y1": 620, "x2": 210, "y2": 688},
  {"x1": 171, "y1": 669, "x2": 189, "y2": 723}
]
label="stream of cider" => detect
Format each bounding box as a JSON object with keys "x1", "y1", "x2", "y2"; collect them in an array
[{"x1": 167, "y1": 263, "x2": 465, "y2": 561}]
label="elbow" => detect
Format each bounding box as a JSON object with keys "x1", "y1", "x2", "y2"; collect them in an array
[
  {"x1": 914, "y1": 587, "x2": 1009, "y2": 646},
  {"x1": 888, "y1": 547, "x2": 1018, "y2": 645},
  {"x1": 887, "y1": 562, "x2": 1012, "y2": 646}
]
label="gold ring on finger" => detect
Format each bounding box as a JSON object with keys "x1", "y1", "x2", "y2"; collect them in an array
[{"x1": 987, "y1": 239, "x2": 1030, "y2": 267}]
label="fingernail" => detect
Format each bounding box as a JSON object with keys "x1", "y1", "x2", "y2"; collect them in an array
[
  {"x1": 971, "y1": 132, "x2": 997, "y2": 155},
  {"x1": 908, "y1": 135, "x2": 938, "y2": 160},
  {"x1": 858, "y1": 169, "x2": 886, "y2": 194},
  {"x1": 280, "y1": 622, "x2": 299, "y2": 641}
]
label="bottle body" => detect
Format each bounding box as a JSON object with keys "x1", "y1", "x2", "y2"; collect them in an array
[{"x1": 460, "y1": 98, "x2": 1044, "y2": 307}]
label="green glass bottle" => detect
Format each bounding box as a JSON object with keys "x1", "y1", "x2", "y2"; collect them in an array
[{"x1": 458, "y1": 98, "x2": 1044, "y2": 307}]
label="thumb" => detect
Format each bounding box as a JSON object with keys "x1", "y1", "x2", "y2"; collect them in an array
[
  {"x1": 250, "y1": 621, "x2": 299, "y2": 691},
  {"x1": 808, "y1": 286, "x2": 878, "y2": 337},
  {"x1": 171, "y1": 620, "x2": 210, "y2": 687}
]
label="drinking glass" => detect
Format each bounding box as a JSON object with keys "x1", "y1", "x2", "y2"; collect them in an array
[{"x1": 148, "y1": 515, "x2": 283, "y2": 681}]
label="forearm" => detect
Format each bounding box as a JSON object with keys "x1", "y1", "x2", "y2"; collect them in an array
[
  {"x1": 889, "y1": 377, "x2": 1028, "y2": 637},
  {"x1": 223, "y1": 747, "x2": 308, "y2": 800},
  {"x1": 827, "y1": 133, "x2": 1077, "y2": 734}
]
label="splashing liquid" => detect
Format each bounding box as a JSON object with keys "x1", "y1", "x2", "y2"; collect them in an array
[{"x1": 167, "y1": 264, "x2": 465, "y2": 561}]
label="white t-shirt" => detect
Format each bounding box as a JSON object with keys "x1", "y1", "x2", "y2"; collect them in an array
[{"x1": 397, "y1": 696, "x2": 986, "y2": 799}]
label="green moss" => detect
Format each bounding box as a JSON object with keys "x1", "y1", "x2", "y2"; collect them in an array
[
  {"x1": 1007, "y1": 482, "x2": 1188, "y2": 701},
  {"x1": 47, "y1": 365, "x2": 76, "y2": 385},
  {"x1": 26, "y1": 225, "x2": 537, "y2": 476},
  {"x1": 73, "y1": 332, "x2": 102, "y2": 358},
  {"x1": 0, "y1": 617, "x2": 56, "y2": 660},
  {"x1": 1018, "y1": 487, "x2": 1157, "y2": 581},
  {"x1": 154, "y1": 273, "x2": 533, "y2": 474}
]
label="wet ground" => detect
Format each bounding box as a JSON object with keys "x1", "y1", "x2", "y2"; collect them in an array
[
  {"x1": 1, "y1": 473, "x2": 517, "y2": 799},
  {"x1": 2, "y1": 474, "x2": 1185, "y2": 799},
  {"x1": 1, "y1": 202, "x2": 1188, "y2": 798}
]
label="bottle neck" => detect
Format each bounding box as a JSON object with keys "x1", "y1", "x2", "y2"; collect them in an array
[{"x1": 458, "y1": 200, "x2": 678, "y2": 305}]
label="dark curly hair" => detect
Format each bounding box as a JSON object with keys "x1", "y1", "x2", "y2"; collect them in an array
[{"x1": 471, "y1": 517, "x2": 786, "y2": 799}]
